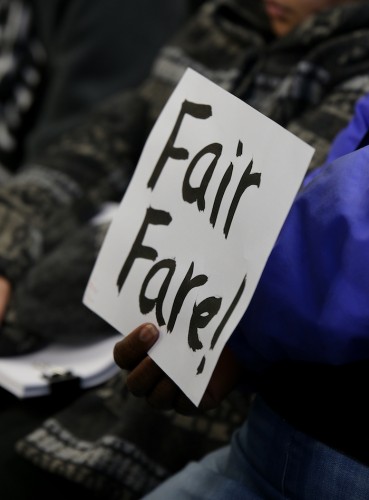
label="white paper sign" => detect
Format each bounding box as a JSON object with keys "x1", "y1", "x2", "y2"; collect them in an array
[{"x1": 83, "y1": 68, "x2": 315, "y2": 406}]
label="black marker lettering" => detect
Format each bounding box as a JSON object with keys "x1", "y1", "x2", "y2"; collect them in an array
[
  {"x1": 197, "y1": 356, "x2": 206, "y2": 375},
  {"x1": 148, "y1": 100, "x2": 213, "y2": 190},
  {"x1": 182, "y1": 143, "x2": 223, "y2": 211},
  {"x1": 188, "y1": 296, "x2": 222, "y2": 351},
  {"x1": 167, "y1": 262, "x2": 208, "y2": 332},
  {"x1": 236, "y1": 140, "x2": 243, "y2": 157},
  {"x1": 210, "y1": 162, "x2": 233, "y2": 228},
  {"x1": 210, "y1": 276, "x2": 246, "y2": 349},
  {"x1": 223, "y1": 159, "x2": 261, "y2": 238},
  {"x1": 116, "y1": 207, "x2": 172, "y2": 293},
  {"x1": 139, "y1": 259, "x2": 176, "y2": 326}
]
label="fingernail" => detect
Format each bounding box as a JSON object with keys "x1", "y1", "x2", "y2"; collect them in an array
[{"x1": 139, "y1": 324, "x2": 158, "y2": 342}]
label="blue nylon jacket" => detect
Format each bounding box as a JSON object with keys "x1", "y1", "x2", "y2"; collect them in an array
[{"x1": 230, "y1": 94, "x2": 369, "y2": 371}]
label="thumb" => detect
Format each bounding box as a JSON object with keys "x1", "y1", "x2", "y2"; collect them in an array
[
  {"x1": 113, "y1": 323, "x2": 159, "y2": 370},
  {"x1": 0, "y1": 276, "x2": 11, "y2": 324}
]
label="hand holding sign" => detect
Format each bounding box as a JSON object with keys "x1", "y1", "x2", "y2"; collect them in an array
[
  {"x1": 83, "y1": 68, "x2": 314, "y2": 406},
  {"x1": 113, "y1": 322, "x2": 244, "y2": 414}
]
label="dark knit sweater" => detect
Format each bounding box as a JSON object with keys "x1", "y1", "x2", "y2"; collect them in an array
[
  {"x1": 2, "y1": 0, "x2": 369, "y2": 285},
  {"x1": 7, "y1": 2, "x2": 369, "y2": 497}
]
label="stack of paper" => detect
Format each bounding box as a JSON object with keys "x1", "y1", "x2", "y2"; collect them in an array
[{"x1": 0, "y1": 334, "x2": 122, "y2": 398}]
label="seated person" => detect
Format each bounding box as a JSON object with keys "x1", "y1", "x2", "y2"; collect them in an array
[
  {"x1": 16, "y1": 80, "x2": 369, "y2": 500},
  {"x1": 12, "y1": 9, "x2": 369, "y2": 500},
  {"x1": 0, "y1": 0, "x2": 191, "y2": 174},
  {"x1": 0, "y1": 0, "x2": 193, "y2": 351},
  {"x1": 114, "y1": 92, "x2": 369, "y2": 499},
  {"x1": 1, "y1": 0, "x2": 369, "y2": 355}
]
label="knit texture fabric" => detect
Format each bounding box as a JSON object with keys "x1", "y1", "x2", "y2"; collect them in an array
[
  {"x1": 6, "y1": 1, "x2": 369, "y2": 496},
  {"x1": 16, "y1": 372, "x2": 251, "y2": 499},
  {"x1": 0, "y1": 0, "x2": 46, "y2": 170},
  {"x1": 1, "y1": 0, "x2": 369, "y2": 287}
]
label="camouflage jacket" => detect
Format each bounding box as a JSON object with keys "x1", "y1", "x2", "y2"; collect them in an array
[{"x1": 2, "y1": 0, "x2": 369, "y2": 283}]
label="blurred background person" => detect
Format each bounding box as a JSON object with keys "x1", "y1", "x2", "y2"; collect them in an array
[{"x1": 5, "y1": 0, "x2": 369, "y2": 499}]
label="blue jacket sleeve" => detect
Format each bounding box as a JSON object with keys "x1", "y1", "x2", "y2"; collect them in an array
[
  {"x1": 326, "y1": 93, "x2": 369, "y2": 163},
  {"x1": 229, "y1": 146, "x2": 369, "y2": 371}
]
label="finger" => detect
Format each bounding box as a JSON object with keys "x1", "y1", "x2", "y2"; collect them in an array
[
  {"x1": 0, "y1": 276, "x2": 11, "y2": 324},
  {"x1": 113, "y1": 323, "x2": 159, "y2": 370},
  {"x1": 147, "y1": 376, "x2": 179, "y2": 411},
  {"x1": 126, "y1": 356, "x2": 163, "y2": 397}
]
